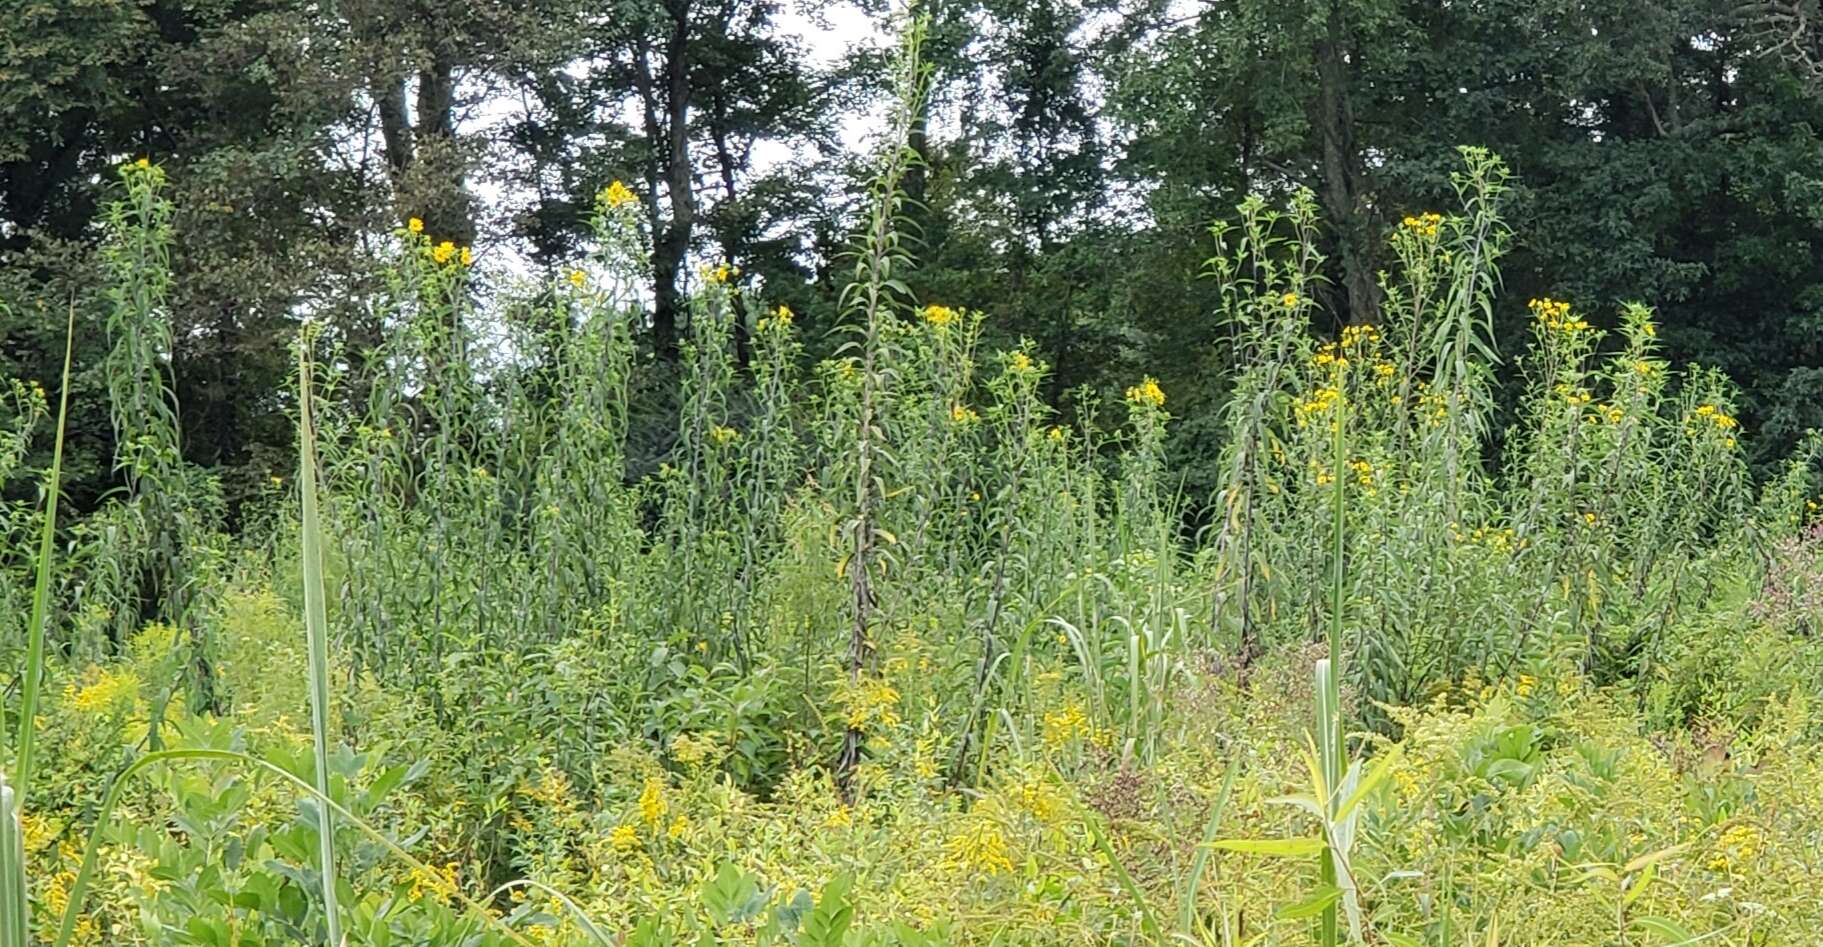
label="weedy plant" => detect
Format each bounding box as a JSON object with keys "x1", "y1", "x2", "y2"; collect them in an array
[{"x1": 8, "y1": 13, "x2": 1823, "y2": 947}]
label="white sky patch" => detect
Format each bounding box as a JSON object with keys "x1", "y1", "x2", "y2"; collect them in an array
[{"x1": 456, "y1": 0, "x2": 884, "y2": 290}]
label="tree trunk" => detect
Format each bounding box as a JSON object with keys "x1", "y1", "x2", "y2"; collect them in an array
[
  {"x1": 632, "y1": 5, "x2": 697, "y2": 363},
  {"x1": 1313, "y1": 2, "x2": 1379, "y2": 325}
]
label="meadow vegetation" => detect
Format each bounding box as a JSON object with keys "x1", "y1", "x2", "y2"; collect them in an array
[{"x1": 7, "y1": 27, "x2": 1823, "y2": 947}]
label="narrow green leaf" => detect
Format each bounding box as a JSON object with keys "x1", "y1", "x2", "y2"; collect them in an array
[
  {"x1": 1207, "y1": 837, "x2": 1326, "y2": 858},
  {"x1": 1275, "y1": 885, "x2": 1343, "y2": 920}
]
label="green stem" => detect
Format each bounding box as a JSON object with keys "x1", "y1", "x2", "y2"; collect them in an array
[{"x1": 13, "y1": 304, "x2": 75, "y2": 806}]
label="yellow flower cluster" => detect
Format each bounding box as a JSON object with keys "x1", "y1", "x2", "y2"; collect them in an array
[
  {"x1": 1554, "y1": 384, "x2": 1593, "y2": 407},
  {"x1": 1413, "y1": 382, "x2": 1448, "y2": 426},
  {"x1": 407, "y1": 860, "x2": 460, "y2": 900},
  {"x1": 638, "y1": 775, "x2": 668, "y2": 826},
  {"x1": 21, "y1": 812, "x2": 55, "y2": 854},
  {"x1": 41, "y1": 864, "x2": 100, "y2": 947},
  {"x1": 1348, "y1": 458, "x2": 1379, "y2": 496},
  {"x1": 64, "y1": 666, "x2": 138, "y2": 714},
  {"x1": 600, "y1": 180, "x2": 637, "y2": 209},
  {"x1": 1007, "y1": 351, "x2": 1035, "y2": 375},
  {"x1": 1294, "y1": 385, "x2": 1341, "y2": 428},
  {"x1": 1688, "y1": 403, "x2": 1738, "y2": 449},
  {"x1": 1691, "y1": 403, "x2": 1738, "y2": 430},
  {"x1": 609, "y1": 823, "x2": 640, "y2": 851},
  {"x1": 922, "y1": 304, "x2": 958, "y2": 327},
  {"x1": 1451, "y1": 522, "x2": 1518, "y2": 553},
  {"x1": 837, "y1": 675, "x2": 903, "y2": 731},
  {"x1": 1009, "y1": 776, "x2": 1064, "y2": 825},
  {"x1": 758, "y1": 304, "x2": 794, "y2": 333},
  {"x1": 1125, "y1": 377, "x2": 1165, "y2": 409},
  {"x1": 950, "y1": 404, "x2": 981, "y2": 426},
  {"x1": 1341, "y1": 323, "x2": 1380, "y2": 347},
  {"x1": 942, "y1": 818, "x2": 1013, "y2": 876},
  {"x1": 426, "y1": 241, "x2": 472, "y2": 267},
  {"x1": 702, "y1": 262, "x2": 738, "y2": 285},
  {"x1": 1707, "y1": 822, "x2": 1762, "y2": 872},
  {"x1": 1046, "y1": 425, "x2": 1066, "y2": 443},
  {"x1": 1280, "y1": 291, "x2": 1300, "y2": 308},
  {"x1": 708, "y1": 425, "x2": 740, "y2": 446},
  {"x1": 568, "y1": 269, "x2": 587, "y2": 288},
  {"x1": 1529, "y1": 297, "x2": 1589, "y2": 333},
  {"x1": 1401, "y1": 212, "x2": 1443, "y2": 238},
  {"x1": 1041, "y1": 700, "x2": 1090, "y2": 750},
  {"x1": 518, "y1": 766, "x2": 575, "y2": 809}
]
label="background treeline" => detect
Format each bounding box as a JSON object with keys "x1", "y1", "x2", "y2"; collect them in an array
[{"x1": 5, "y1": 0, "x2": 1823, "y2": 516}]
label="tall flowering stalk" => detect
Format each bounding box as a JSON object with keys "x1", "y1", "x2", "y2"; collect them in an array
[{"x1": 834, "y1": 16, "x2": 930, "y2": 793}]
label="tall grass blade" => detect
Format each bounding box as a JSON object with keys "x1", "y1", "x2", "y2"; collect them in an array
[
  {"x1": 12, "y1": 305, "x2": 74, "y2": 810},
  {"x1": 3, "y1": 306, "x2": 74, "y2": 947},
  {"x1": 297, "y1": 337, "x2": 343, "y2": 946},
  {"x1": 1, "y1": 778, "x2": 24, "y2": 947}
]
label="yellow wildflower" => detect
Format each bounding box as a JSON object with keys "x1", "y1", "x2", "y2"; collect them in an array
[
  {"x1": 1401, "y1": 212, "x2": 1442, "y2": 238},
  {"x1": 569, "y1": 269, "x2": 586, "y2": 288},
  {"x1": 1010, "y1": 777, "x2": 1064, "y2": 824},
  {"x1": 667, "y1": 815, "x2": 690, "y2": 841},
  {"x1": 407, "y1": 861, "x2": 460, "y2": 900},
  {"x1": 407, "y1": 217, "x2": 424, "y2": 234},
  {"x1": 1708, "y1": 822, "x2": 1761, "y2": 872},
  {"x1": 1528, "y1": 297, "x2": 1590, "y2": 333},
  {"x1": 431, "y1": 241, "x2": 456, "y2": 265},
  {"x1": 944, "y1": 818, "x2": 1013, "y2": 876},
  {"x1": 601, "y1": 180, "x2": 637, "y2": 209},
  {"x1": 709, "y1": 425, "x2": 740, "y2": 446},
  {"x1": 1281, "y1": 291, "x2": 1299, "y2": 308},
  {"x1": 836, "y1": 675, "x2": 902, "y2": 731},
  {"x1": 609, "y1": 824, "x2": 639, "y2": 851},
  {"x1": 1125, "y1": 376, "x2": 1165, "y2": 409},
  {"x1": 1008, "y1": 351, "x2": 1034, "y2": 375},
  {"x1": 1041, "y1": 701, "x2": 1090, "y2": 750},
  {"x1": 638, "y1": 775, "x2": 667, "y2": 826},
  {"x1": 64, "y1": 666, "x2": 138, "y2": 714},
  {"x1": 923, "y1": 304, "x2": 958, "y2": 327},
  {"x1": 1294, "y1": 386, "x2": 1342, "y2": 427},
  {"x1": 459, "y1": 246, "x2": 472, "y2": 266}
]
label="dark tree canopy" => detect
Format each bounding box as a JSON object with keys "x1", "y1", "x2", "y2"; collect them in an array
[{"x1": 4, "y1": 0, "x2": 1823, "y2": 510}]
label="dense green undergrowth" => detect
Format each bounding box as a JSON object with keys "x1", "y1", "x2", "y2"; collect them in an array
[{"x1": 6, "y1": 26, "x2": 1823, "y2": 947}]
